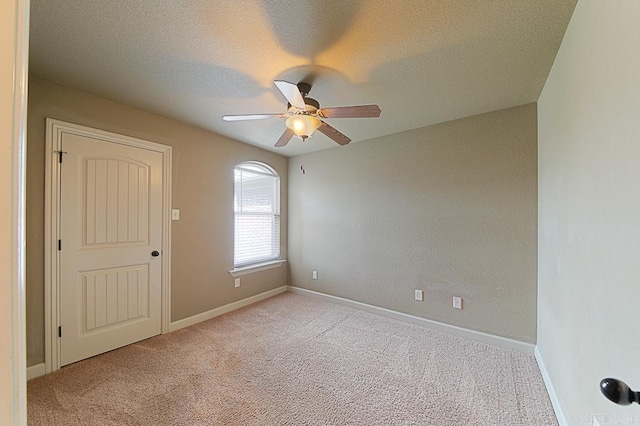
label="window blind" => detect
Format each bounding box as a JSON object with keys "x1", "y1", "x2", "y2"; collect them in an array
[{"x1": 234, "y1": 162, "x2": 280, "y2": 267}]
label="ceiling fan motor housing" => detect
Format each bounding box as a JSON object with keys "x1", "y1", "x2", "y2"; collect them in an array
[
  {"x1": 303, "y1": 97, "x2": 319, "y2": 111},
  {"x1": 287, "y1": 98, "x2": 320, "y2": 117}
]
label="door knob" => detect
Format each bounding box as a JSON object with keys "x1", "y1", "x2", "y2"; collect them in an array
[
  {"x1": 151, "y1": 250, "x2": 160, "y2": 257},
  {"x1": 600, "y1": 378, "x2": 640, "y2": 405}
]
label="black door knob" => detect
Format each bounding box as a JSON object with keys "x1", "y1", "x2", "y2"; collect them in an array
[
  {"x1": 600, "y1": 378, "x2": 640, "y2": 405},
  {"x1": 151, "y1": 251, "x2": 160, "y2": 257}
]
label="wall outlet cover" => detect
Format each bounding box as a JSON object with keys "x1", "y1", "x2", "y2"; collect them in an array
[
  {"x1": 414, "y1": 289, "x2": 423, "y2": 301},
  {"x1": 453, "y1": 296, "x2": 463, "y2": 309}
]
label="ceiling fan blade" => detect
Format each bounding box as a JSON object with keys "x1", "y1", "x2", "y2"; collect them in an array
[
  {"x1": 274, "y1": 128, "x2": 295, "y2": 147},
  {"x1": 274, "y1": 80, "x2": 306, "y2": 109},
  {"x1": 318, "y1": 105, "x2": 381, "y2": 119},
  {"x1": 222, "y1": 113, "x2": 284, "y2": 121},
  {"x1": 318, "y1": 121, "x2": 351, "y2": 146}
]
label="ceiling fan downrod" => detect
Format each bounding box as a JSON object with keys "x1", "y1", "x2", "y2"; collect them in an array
[{"x1": 297, "y1": 82, "x2": 312, "y2": 98}]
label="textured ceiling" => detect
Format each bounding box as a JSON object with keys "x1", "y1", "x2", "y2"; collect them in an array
[{"x1": 29, "y1": 0, "x2": 576, "y2": 157}]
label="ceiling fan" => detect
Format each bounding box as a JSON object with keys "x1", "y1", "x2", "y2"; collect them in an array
[{"x1": 222, "y1": 81, "x2": 381, "y2": 147}]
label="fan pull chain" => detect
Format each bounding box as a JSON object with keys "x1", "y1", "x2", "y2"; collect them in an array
[{"x1": 300, "y1": 134, "x2": 308, "y2": 175}]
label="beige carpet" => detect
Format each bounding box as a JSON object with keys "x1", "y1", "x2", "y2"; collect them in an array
[{"x1": 28, "y1": 292, "x2": 557, "y2": 425}]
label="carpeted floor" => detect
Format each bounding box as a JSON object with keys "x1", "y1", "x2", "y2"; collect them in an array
[{"x1": 28, "y1": 292, "x2": 557, "y2": 425}]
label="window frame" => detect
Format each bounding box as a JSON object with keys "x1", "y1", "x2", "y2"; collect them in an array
[{"x1": 231, "y1": 161, "x2": 283, "y2": 273}]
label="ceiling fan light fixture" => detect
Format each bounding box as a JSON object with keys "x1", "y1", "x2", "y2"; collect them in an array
[
  {"x1": 222, "y1": 80, "x2": 380, "y2": 147},
  {"x1": 285, "y1": 115, "x2": 321, "y2": 139}
]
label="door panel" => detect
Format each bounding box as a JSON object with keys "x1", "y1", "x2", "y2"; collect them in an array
[
  {"x1": 80, "y1": 264, "x2": 149, "y2": 333},
  {"x1": 59, "y1": 132, "x2": 163, "y2": 366},
  {"x1": 83, "y1": 157, "x2": 150, "y2": 246}
]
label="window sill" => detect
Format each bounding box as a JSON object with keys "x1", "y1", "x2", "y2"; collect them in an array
[{"x1": 229, "y1": 259, "x2": 287, "y2": 277}]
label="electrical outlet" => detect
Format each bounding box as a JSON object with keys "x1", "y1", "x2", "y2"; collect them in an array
[
  {"x1": 234, "y1": 278, "x2": 240, "y2": 288},
  {"x1": 312, "y1": 270, "x2": 318, "y2": 280},
  {"x1": 414, "y1": 289, "x2": 423, "y2": 301},
  {"x1": 453, "y1": 296, "x2": 463, "y2": 309}
]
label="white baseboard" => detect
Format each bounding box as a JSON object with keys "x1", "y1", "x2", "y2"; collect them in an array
[
  {"x1": 535, "y1": 346, "x2": 567, "y2": 426},
  {"x1": 168, "y1": 285, "x2": 287, "y2": 332},
  {"x1": 287, "y1": 286, "x2": 535, "y2": 355},
  {"x1": 27, "y1": 363, "x2": 46, "y2": 381}
]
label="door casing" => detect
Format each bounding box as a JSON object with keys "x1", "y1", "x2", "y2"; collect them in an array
[{"x1": 44, "y1": 118, "x2": 172, "y2": 373}]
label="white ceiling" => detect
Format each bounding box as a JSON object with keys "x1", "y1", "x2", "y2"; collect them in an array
[{"x1": 29, "y1": 0, "x2": 576, "y2": 157}]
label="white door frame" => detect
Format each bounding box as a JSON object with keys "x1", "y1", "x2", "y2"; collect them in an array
[
  {"x1": 44, "y1": 119, "x2": 172, "y2": 373},
  {"x1": 4, "y1": 0, "x2": 29, "y2": 423}
]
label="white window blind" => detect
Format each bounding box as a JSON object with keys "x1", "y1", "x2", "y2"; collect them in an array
[{"x1": 234, "y1": 162, "x2": 280, "y2": 267}]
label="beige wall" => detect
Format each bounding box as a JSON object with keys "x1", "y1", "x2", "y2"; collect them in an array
[
  {"x1": 27, "y1": 77, "x2": 288, "y2": 366},
  {"x1": 537, "y1": 2, "x2": 640, "y2": 424},
  {"x1": 289, "y1": 103, "x2": 538, "y2": 343}
]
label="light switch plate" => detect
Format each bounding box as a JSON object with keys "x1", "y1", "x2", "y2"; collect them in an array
[{"x1": 171, "y1": 209, "x2": 180, "y2": 220}]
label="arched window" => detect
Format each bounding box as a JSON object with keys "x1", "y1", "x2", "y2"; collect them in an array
[{"x1": 234, "y1": 161, "x2": 280, "y2": 267}]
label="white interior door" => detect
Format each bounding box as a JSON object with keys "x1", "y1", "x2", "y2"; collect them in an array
[{"x1": 59, "y1": 132, "x2": 163, "y2": 366}]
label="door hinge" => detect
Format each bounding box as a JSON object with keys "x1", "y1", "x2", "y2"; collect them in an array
[
  {"x1": 54, "y1": 150, "x2": 67, "y2": 164},
  {"x1": 58, "y1": 239, "x2": 62, "y2": 251},
  {"x1": 58, "y1": 326, "x2": 62, "y2": 338}
]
